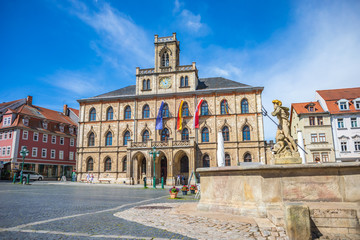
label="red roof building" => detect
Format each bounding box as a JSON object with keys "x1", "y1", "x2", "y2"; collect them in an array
[
  {"x1": 0, "y1": 96, "x2": 79, "y2": 179},
  {"x1": 315, "y1": 87, "x2": 360, "y2": 162}
]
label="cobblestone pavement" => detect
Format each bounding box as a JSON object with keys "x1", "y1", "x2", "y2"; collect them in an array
[
  {"x1": 0, "y1": 181, "x2": 194, "y2": 239},
  {"x1": 115, "y1": 203, "x2": 289, "y2": 240}
]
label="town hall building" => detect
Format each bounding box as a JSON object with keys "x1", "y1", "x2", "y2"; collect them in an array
[{"x1": 77, "y1": 33, "x2": 266, "y2": 185}]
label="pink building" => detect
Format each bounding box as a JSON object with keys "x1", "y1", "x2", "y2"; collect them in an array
[{"x1": 0, "y1": 96, "x2": 78, "y2": 179}]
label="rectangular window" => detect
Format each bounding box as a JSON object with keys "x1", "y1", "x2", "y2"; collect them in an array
[
  {"x1": 70, "y1": 138, "x2": 74, "y2": 146},
  {"x1": 309, "y1": 117, "x2": 315, "y2": 126},
  {"x1": 32, "y1": 147, "x2": 38, "y2": 157},
  {"x1": 0, "y1": 147, "x2": 2, "y2": 156},
  {"x1": 51, "y1": 149, "x2": 56, "y2": 159},
  {"x1": 33, "y1": 132, "x2": 39, "y2": 141},
  {"x1": 59, "y1": 151, "x2": 64, "y2": 160},
  {"x1": 51, "y1": 135, "x2": 56, "y2": 144},
  {"x1": 2, "y1": 147, "x2": 5, "y2": 156},
  {"x1": 41, "y1": 149, "x2": 47, "y2": 158},
  {"x1": 0, "y1": 133, "x2": 2, "y2": 140},
  {"x1": 339, "y1": 102, "x2": 348, "y2": 110},
  {"x1": 351, "y1": 118, "x2": 357, "y2": 128},
  {"x1": 321, "y1": 153, "x2": 329, "y2": 162},
  {"x1": 43, "y1": 134, "x2": 48, "y2": 143},
  {"x1": 60, "y1": 137, "x2": 64, "y2": 145},
  {"x1": 4, "y1": 132, "x2": 7, "y2": 139},
  {"x1": 8, "y1": 131, "x2": 12, "y2": 138},
  {"x1": 317, "y1": 117, "x2": 323, "y2": 125},
  {"x1": 3, "y1": 117, "x2": 11, "y2": 126},
  {"x1": 6, "y1": 146, "x2": 11, "y2": 156},
  {"x1": 338, "y1": 119, "x2": 344, "y2": 128},
  {"x1": 313, "y1": 152, "x2": 320, "y2": 162},
  {"x1": 69, "y1": 152, "x2": 74, "y2": 160},
  {"x1": 341, "y1": 142, "x2": 347, "y2": 152},
  {"x1": 319, "y1": 133, "x2": 326, "y2": 142},
  {"x1": 355, "y1": 141, "x2": 360, "y2": 151},
  {"x1": 22, "y1": 130, "x2": 28, "y2": 140},
  {"x1": 356, "y1": 101, "x2": 360, "y2": 109},
  {"x1": 311, "y1": 134, "x2": 318, "y2": 142}
]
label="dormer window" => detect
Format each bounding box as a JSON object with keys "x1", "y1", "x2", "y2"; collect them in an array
[
  {"x1": 59, "y1": 125, "x2": 64, "y2": 133},
  {"x1": 23, "y1": 118, "x2": 29, "y2": 126},
  {"x1": 42, "y1": 121, "x2": 48, "y2": 129},
  {"x1": 338, "y1": 99, "x2": 349, "y2": 110},
  {"x1": 69, "y1": 127, "x2": 74, "y2": 134},
  {"x1": 3, "y1": 117, "x2": 11, "y2": 126},
  {"x1": 353, "y1": 98, "x2": 360, "y2": 110},
  {"x1": 161, "y1": 51, "x2": 169, "y2": 67},
  {"x1": 308, "y1": 106, "x2": 314, "y2": 112}
]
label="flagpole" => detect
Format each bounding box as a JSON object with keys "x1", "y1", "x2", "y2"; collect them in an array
[{"x1": 195, "y1": 96, "x2": 198, "y2": 143}]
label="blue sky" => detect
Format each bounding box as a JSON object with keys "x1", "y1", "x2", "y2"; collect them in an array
[{"x1": 1, "y1": 0, "x2": 360, "y2": 140}]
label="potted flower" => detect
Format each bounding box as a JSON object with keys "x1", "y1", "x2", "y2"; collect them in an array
[
  {"x1": 181, "y1": 185, "x2": 189, "y2": 195},
  {"x1": 169, "y1": 186, "x2": 179, "y2": 199},
  {"x1": 190, "y1": 185, "x2": 197, "y2": 194}
]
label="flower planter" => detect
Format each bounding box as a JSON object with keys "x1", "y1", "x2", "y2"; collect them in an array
[
  {"x1": 170, "y1": 192, "x2": 178, "y2": 199},
  {"x1": 190, "y1": 190, "x2": 195, "y2": 194},
  {"x1": 182, "y1": 191, "x2": 187, "y2": 195}
]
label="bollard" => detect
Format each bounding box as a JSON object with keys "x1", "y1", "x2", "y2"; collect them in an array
[
  {"x1": 13, "y1": 172, "x2": 17, "y2": 184},
  {"x1": 27, "y1": 173, "x2": 30, "y2": 184},
  {"x1": 144, "y1": 177, "x2": 147, "y2": 188},
  {"x1": 161, "y1": 177, "x2": 164, "y2": 189}
]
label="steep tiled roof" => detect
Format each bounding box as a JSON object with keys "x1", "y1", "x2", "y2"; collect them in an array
[
  {"x1": 0, "y1": 98, "x2": 26, "y2": 114},
  {"x1": 292, "y1": 102, "x2": 325, "y2": 114},
  {"x1": 317, "y1": 87, "x2": 360, "y2": 114},
  {"x1": 21, "y1": 105, "x2": 77, "y2": 125},
  {"x1": 69, "y1": 108, "x2": 79, "y2": 117}
]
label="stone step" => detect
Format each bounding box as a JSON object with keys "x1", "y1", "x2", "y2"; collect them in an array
[
  {"x1": 267, "y1": 210, "x2": 285, "y2": 227},
  {"x1": 310, "y1": 208, "x2": 358, "y2": 218}
]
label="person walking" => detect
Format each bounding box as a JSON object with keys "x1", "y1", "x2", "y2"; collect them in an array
[
  {"x1": 176, "y1": 175, "x2": 180, "y2": 185},
  {"x1": 86, "y1": 173, "x2": 90, "y2": 184},
  {"x1": 90, "y1": 174, "x2": 94, "y2": 184}
]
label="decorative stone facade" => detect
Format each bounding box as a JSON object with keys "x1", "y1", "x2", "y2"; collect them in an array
[{"x1": 77, "y1": 33, "x2": 267, "y2": 185}]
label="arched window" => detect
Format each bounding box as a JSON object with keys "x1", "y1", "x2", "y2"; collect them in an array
[
  {"x1": 162, "y1": 103, "x2": 169, "y2": 118},
  {"x1": 180, "y1": 76, "x2": 184, "y2": 87},
  {"x1": 201, "y1": 127, "x2": 209, "y2": 142},
  {"x1": 105, "y1": 158, "x2": 111, "y2": 171},
  {"x1": 241, "y1": 99, "x2": 249, "y2": 113},
  {"x1": 143, "y1": 104, "x2": 150, "y2": 118},
  {"x1": 124, "y1": 106, "x2": 131, "y2": 120},
  {"x1": 142, "y1": 130, "x2": 149, "y2": 143},
  {"x1": 180, "y1": 156, "x2": 189, "y2": 173},
  {"x1": 89, "y1": 108, "x2": 96, "y2": 121},
  {"x1": 87, "y1": 158, "x2": 93, "y2": 171},
  {"x1": 181, "y1": 128, "x2": 189, "y2": 141},
  {"x1": 88, "y1": 133, "x2": 95, "y2": 146},
  {"x1": 147, "y1": 79, "x2": 150, "y2": 89},
  {"x1": 141, "y1": 158, "x2": 146, "y2": 174},
  {"x1": 142, "y1": 79, "x2": 147, "y2": 90},
  {"x1": 182, "y1": 102, "x2": 189, "y2": 117},
  {"x1": 225, "y1": 154, "x2": 231, "y2": 166},
  {"x1": 105, "y1": 132, "x2": 112, "y2": 146},
  {"x1": 124, "y1": 131, "x2": 130, "y2": 146},
  {"x1": 161, "y1": 128, "x2": 170, "y2": 142},
  {"x1": 203, "y1": 154, "x2": 210, "y2": 167},
  {"x1": 222, "y1": 126, "x2": 229, "y2": 141},
  {"x1": 201, "y1": 101, "x2": 208, "y2": 116},
  {"x1": 243, "y1": 125, "x2": 250, "y2": 141},
  {"x1": 185, "y1": 76, "x2": 188, "y2": 86},
  {"x1": 244, "y1": 153, "x2": 252, "y2": 162},
  {"x1": 221, "y1": 100, "x2": 228, "y2": 115},
  {"x1": 107, "y1": 107, "x2": 113, "y2": 120},
  {"x1": 161, "y1": 51, "x2": 169, "y2": 67},
  {"x1": 123, "y1": 157, "x2": 127, "y2": 171}
]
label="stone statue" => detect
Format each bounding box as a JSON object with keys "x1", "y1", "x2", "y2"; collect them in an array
[{"x1": 271, "y1": 100, "x2": 301, "y2": 164}]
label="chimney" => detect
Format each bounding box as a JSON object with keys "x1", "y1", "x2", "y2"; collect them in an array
[
  {"x1": 63, "y1": 104, "x2": 68, "y2": 115},
  {"x1": 27, "y1": 96, "x2": 33, "y2": 105}
]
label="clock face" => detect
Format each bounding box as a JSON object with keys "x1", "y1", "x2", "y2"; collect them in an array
[{"x1": 159, "y1": 77, "x2": 172, "y2": 89}]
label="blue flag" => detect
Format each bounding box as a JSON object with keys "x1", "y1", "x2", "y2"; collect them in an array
[{"x1": 155, "y1": 101, "x2": 165, "y2": 130}]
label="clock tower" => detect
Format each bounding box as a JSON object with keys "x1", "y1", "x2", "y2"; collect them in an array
[{"x1": 135, "y1": 33, "x2": 198, "y2": 95}]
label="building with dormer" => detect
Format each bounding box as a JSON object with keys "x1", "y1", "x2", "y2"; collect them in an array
[
  {"x1": 0, "y1": 96, "x2": 78, "y2": 179},
  {"x1": 290, "y1": 102, "x2": 335, "y2": 163},
  {"x1": 77, "y1": 33, "x2": 266, "y2": 185},
  {"x1": 316, "y1": 87, "x2": 360, "y2": 162}
]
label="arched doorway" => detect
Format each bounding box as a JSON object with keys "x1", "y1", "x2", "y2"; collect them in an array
[
  {"x1": 173, "y1": 150, "x2": 190, "y2": 186},
  {"x1": 132, "y1": 152, "x2": 147, "y2": 184},
  {"x1": 160, "y1": 157, "x2": 167, "y2": 184}
]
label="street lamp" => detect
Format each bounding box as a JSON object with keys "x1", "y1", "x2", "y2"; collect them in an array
[
  {"x1": 19, "y1": 146, "x2": 29, "y2": 184},
  {"x1": 149, "y1": 146, "x2": 160, "y2": 189}
]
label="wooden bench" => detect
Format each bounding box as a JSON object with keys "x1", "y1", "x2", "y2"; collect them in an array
[{"x1": 99, "y1": 179, "x2": 111, "y2": 184}]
